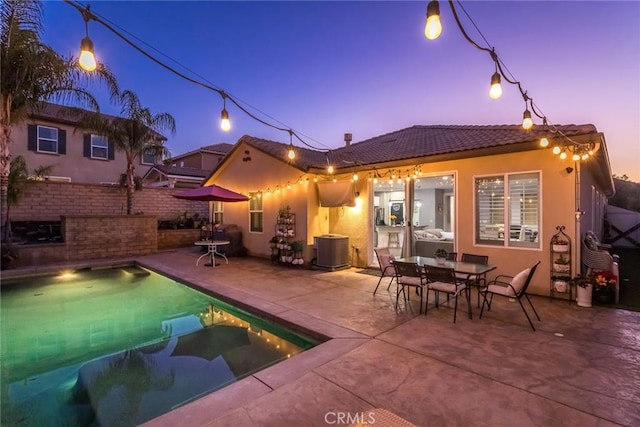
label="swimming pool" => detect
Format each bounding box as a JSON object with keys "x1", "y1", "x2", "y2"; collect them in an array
[{"x1": 0, "y1": 266, "x2": 317, "y2": 426}]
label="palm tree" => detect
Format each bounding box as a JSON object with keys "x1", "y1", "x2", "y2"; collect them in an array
[
  {"x1": 1, "y1": 0, "x2": 119, "y2": 241},
  {"x1": 80, "y1": 90, "x2": 175, "y2": 214}
]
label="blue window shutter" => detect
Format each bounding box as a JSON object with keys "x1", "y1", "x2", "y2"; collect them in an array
[
  {"x1": 58, "y1": 129, "x2": 66, "y2": 154},
  {"x1": 108, "y1": 141, "x2": 115, "y2": 160},
  {"x1": 83, "y1": 134, "x2": 91, "y2": 157},
  {"x1": 28, "y1": 125, "x2": 37, "y2": 151}
]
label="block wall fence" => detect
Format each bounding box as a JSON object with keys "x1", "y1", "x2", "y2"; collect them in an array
[{"x1": 10, "y1": 181, "x2": 208, "y2": 221}]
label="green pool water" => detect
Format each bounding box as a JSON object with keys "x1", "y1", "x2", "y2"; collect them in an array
[{"x1": 0, "y1": 266, "x2": 316, "y2": 426}]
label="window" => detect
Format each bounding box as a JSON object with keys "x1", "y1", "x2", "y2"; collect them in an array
[
  {"x1": 141, "y1": 149, "x2": 156, "y2": 165},
  {"x1": 213, "y1": 201, "x2": 224, "y2": 224},
  {"x1": 91, "y1": 135, "x2": 108, "y2": 159},
  {"x1": 37, "y1": 126, "x2": 58, "y2": 153},
  {"x1": 248, "y1": 191, "x2": 263, "y2": 232},
  {"x1": 476, "y1": 172, "x2": 540, "y2": 248}
]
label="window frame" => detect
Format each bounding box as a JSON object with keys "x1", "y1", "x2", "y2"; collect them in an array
[
  {"x1": 141, "y1": 149, "x2": 156, "y2": 165},
  {"x1": 213, "y1": 201, "x2": 224, "y2": 225},
  {"x1": 37, "y1": 125, "x2": 58, "y2": 154},
  {"x1": 90, "y1": 134, "x2": 109, "y2": 160},
  {"x1": 248, "y1": 191, "x2": 263, "y2": 233},
  {"x1": 474, "y1": 171, "x2": 541, "y2": 249}
]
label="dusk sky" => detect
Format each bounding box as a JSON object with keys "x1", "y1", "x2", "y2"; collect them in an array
[{"x1": 43, "y1": 1, "x2": 639, "y2": 181}]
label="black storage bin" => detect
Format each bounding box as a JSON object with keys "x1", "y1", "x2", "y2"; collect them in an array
[{"x1": 214, "y1": 224, "x2": 247, "y2": 257}]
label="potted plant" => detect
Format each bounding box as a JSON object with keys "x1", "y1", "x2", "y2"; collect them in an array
[
  {"x1": 570, "y1": 275, "x2": 592, "y2": 307},
  {"x1": 591, "y1": 270, "x2": 617, "y2": 304},
  {"x1": 552, "y1": 254, "x2": 570, "y2": 273},
  {"x1": 434, "y1": 248, "x2": 448, "y2": 264},
  {"x1": 552, "y1": 239, "x2": 569, "y2": 253},
  {"x1": 551, "y1": 275, "x2": 570, "y2": 293}
]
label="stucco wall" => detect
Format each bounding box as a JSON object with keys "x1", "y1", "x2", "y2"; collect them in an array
[
  {"x1": 10, "y1": 181, "x2": 208, "y2": 222},
  {"x1": 12, "y1": 119, "x2": 154, "y2": 184}
]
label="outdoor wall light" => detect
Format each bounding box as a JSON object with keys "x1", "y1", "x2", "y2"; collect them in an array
[
  {"x1": 425, "y1": 0, "x2": 442, "y2": 40},
  {"x1": 522, "y1": 109, "x2": 533, "y2": 130},
  {"x1": 489, "y1": 72, "x2": 502, "y2": 99}
]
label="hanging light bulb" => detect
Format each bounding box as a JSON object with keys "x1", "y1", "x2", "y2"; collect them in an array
[
  {"x1": 327, "y1": 165, "x2": 334, "y2": 174},
  {"x1": 489, "y1": 72, "x2": 502, "y2": 99},
  {"x1": 572, "y1": 152, "x2": 580, "y2": 162},
  {"x1": 352, "y1": 172, "x2": 358, "y2": 181},
  {"x1": 581, "y1": 153, "x2": 589, "y2": 160},
  {"x1": 220, "y1": 107, "x2": 230, "y2": 132},
  {"x1": 539, "y1": 137, "x2": 549, "y2": 148},
  {"x1": 424, "y1": 0, "x2": 442, "y2": 40},
  {"x1": 287, "y1": 146, "x2": 295, "y2": 160},
  {"x1": 559, "y1": 151, "x2": 567, "y2": 160},
  {"x1": 522, "y1": 109, "x2": 533, "y2": 130},
  {"x1": 373, "y1": 176, "x2": 378, "y2": 184},
  {"x1": 79, "y1": 37, "x2": 96, "y2": 71},
  {"x1": 552, "y1": 146, "x2": 561, "y2": 155}
]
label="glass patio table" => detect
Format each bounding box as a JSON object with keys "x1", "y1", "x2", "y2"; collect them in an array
[{"x1": 395, "y1": 256, "x2": 497, "y2": 318}]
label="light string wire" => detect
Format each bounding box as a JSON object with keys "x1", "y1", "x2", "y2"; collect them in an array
[
  {"x1": 449, "y1": 0, "x2": 593, "y2": 152},
  {"x1": 64, "y1": 0, "x2": 330, "y2": 152}
]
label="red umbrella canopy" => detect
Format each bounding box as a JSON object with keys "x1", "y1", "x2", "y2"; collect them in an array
[{"x1": 172, "y1": 184, "x2": 249, "y2": 202}]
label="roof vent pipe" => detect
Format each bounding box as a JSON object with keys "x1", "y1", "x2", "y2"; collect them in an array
[{"x1": 344, "y1": 133, "x2": 352, "y2": 151}]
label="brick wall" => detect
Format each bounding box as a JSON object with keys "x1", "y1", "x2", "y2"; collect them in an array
[
  {"x1": 10, "y1": 181, "x2": 208, "y2": 221},
  {"x1": 158, "y1": 229, "x2": 202, "y2": 250}
]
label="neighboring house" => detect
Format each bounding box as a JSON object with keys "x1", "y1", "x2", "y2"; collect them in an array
[
  {"x1": 167, "y1": 143, "x2": 233, "y2": 170},
  {"x1": 141, "y1": 143, "x2": 233, "y2": 188},
  {"x1": 10, "y1": 103, "x2": 166, "y2": 184},
  {"x1": 202, "y1": 124, "x2": 614, "y2": 297},
  {"x1": 142, "y1": 164, "x2": 209, "y2": 188}
]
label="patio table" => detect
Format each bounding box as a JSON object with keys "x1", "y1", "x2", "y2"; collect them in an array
[
  {"x1": 395, "y1": 256, "x2": 496, "y2": 318},
  {"x1": 195, "y1": 240, "x2": 230, "y2": 267}
]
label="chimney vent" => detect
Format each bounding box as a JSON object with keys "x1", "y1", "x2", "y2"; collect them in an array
[{"x1": 344, "y1": 133, "x2": 352, "y2": 150}]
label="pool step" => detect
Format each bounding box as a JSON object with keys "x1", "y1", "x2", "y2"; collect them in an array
[{"x1": 120, "y1": 266, "x2": 151, "y2": 277}]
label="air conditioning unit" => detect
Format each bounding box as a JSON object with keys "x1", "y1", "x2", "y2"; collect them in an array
[{"x1": 314, "y1": 234, "x2": 349, "y2": 271}]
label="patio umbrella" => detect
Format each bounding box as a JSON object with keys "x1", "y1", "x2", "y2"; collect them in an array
[{"x1": 172, "y1": 184, "x2": 249, "y2": 202}]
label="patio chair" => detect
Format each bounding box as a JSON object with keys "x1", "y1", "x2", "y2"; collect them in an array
[
  {"x1": 393, "y1": 261, "x2": 427, "y2": 314},
  {"x1": 456, "y1": 253, "x2": 489, "y2": 308},
  {"x1": 447, "y1": 252, "x2": 458, "y2": 261},
  {"x1": 479, "y1": 261, "x2": 541, "y2": 331},
  {"x1": 373, "y1": 248, "x2": 396, "y2": 295},
  {"x1": 582, "y1": 232, "x2": 620, "y2": 304},
  {"x1": 424, "y1": 265, "x2": 466, "y2": 323}
]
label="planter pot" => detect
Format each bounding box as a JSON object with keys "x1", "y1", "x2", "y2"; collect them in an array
[
  {"x1": 552, "y1": 244, "x2": 569, "y2": 252},
  {"x1": 554, "y1": 280, "x2": 568, "y2": 293},
  {"x1": 435, "y1": 257, "x2": 446, "y2": 265},
  {"x1": 576, "y1": 284, "x2": 593, "y2": 307},
  {"x1": 593, "y1": 288, "x2": 615, "y2": 304},
  {"x1": 553, "y1": 263, "x2": 570, "y2": 273}
]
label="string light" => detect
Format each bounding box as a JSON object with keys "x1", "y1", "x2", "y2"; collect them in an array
[
  {"x1": 424, "y1": 0, "x2": 442, "y2": 40},
  {"x1": 539, "y1": 136, "x2": 549, "y2": 148},
  {"x1": 522, "y1": 108, "x2": 533, "y2": 130},
  {"x1": 489, "y1": 71, "x2": 502, "y2": 99},
  {"x1": 220, "y1": 94, "x2": 231, "y2": 132},
  {"x1": 78, "y1": 6, "x2": 96, "y2": 71}
]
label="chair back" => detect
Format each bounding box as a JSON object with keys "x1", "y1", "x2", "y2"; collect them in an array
[
  {"x1": 424, "y1": 265, "x2": 457, "y2": 284},
  {"x1": 461, "y1": 253, "x2": 489, "y2": 265},
  {"x1": 517, "y1": 261, "x2": 541, "y2": 296},
  {"x1": 374, "y1": 248, "x2": 395, "y2": 274},
  {"x1": 393, "y1": 261, "x2": 423, "y2": 279},
  {"x1": 447, "y1": 251, "x2": 458, "y2": 261}
]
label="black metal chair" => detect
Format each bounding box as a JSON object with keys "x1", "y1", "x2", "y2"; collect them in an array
[
  {"x1": 456, "y1": 253, "x2": 489, "y2": 308},
  {"x1": 446, "y1": 251, "x2": 458, "y2": 261},
  {"x1": 393, "y1": 261, "x2": 427, "y2": 313},
  {"x1": 479, "y1": 261, "x2": 541, "y2": 331},
  {"x1": 424, "y1": 265, "x2": 467, "y2": 323},
  {"x1": 373, "y1": 247, "x2": 396, "y2": 294}
]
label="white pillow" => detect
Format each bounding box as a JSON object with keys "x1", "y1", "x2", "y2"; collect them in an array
[
  {"x1": 441, "y1": 231, "x2": 454, "y2": 240},
  {"x1": 509, "y1": 268, "x2": 531, "y2": 295}
]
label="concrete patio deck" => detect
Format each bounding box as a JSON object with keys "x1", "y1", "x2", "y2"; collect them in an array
[{"x1": 7, "y1": 246, "x2": 640, "y2": 426}]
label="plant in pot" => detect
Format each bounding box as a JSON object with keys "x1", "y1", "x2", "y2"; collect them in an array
[
  {"x1": 570, "y1": 274, "x2": 592, "y2": 307},
  {"x1": 552, "y1": 254, "x2": 570, "y2": 273},
  {"x1": 552, "y1": 239, "x2": 569, "y2": 252},
  {"x1": 434, "y1": 248, "x2": 448, "y2": 264},
  {"x1": 551, "y1": 275, "x2": 570, "y2": 293},
  {"x1": 591, "y1": 270, "x2": 617, "y2": 304}
]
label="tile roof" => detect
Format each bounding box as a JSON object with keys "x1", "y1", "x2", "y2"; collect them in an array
[
  {"x1": 200, "y1": 143, "x2": 234, "y2": 153},
  {"x1": 239, "y1": 124, "x2": 599, "y2": 172},
  {"x1": 149, "y1": 165, "x2": 209, "y2": 178}
]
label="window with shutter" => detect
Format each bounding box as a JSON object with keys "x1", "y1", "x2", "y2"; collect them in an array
[
  {"x1": 475, "y1": 172, "x2": 540, "y2": 248},
  {"x1": 37, "y1": 126, "x2": 58, "y2": 153},
  {"x1": 90, "y1": 135, "x2": 109, "y2": 159}
]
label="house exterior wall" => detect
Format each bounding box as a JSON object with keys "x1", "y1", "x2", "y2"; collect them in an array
[
  {"x1": 12, "y1": 119, "x2": 154, "y2": 184},
  {"x1": 202, "y1": 142, "x2": 312, "y2": 259},
  {"x1": 169, "y1": 152, "x2": 225, "y2": 171}
]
